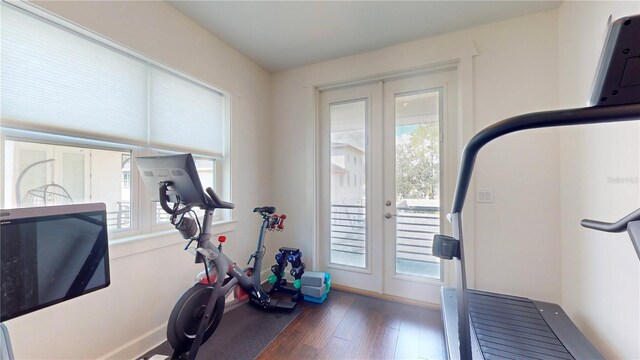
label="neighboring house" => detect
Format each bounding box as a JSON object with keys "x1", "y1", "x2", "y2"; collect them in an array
[{"x1": 331, "y1": 142, "x2": 365, "y2": 205}]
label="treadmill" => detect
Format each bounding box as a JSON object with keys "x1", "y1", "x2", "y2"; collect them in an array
[{"x1": 434, "y1": 14, "x2": 640, "y2": 360}]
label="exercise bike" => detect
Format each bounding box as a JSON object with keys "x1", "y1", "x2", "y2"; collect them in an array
[{"x1": 136, "y1": 154, "x2": 296, "y2": 360}]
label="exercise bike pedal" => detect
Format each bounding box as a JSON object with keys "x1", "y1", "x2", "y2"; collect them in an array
[{"x1": 268, "y1": 299, "x2": 297, "y2": 310}]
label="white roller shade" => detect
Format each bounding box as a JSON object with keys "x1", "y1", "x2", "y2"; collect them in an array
[
  {"x1": 150, "y1": 67, "x2": 225, "y2": 157},
  {"x1": 0, "y1": 4, "x2": 148, "y2": 145}
]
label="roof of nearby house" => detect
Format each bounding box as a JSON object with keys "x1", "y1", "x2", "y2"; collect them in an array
[
  {"x1": 331, "y1": 163, "x2": 348, "y2": 174},
  {"x1": 331, "y1": 142, "x2": 364, "y2": 154}
]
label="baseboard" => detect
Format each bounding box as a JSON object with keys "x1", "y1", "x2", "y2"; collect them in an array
[
  {"x1": 100, "y1": 324, "x2": 166, "y2": 360},
  {"x1": 330, "y1": 283, "x2": 441, "y2": 310}
]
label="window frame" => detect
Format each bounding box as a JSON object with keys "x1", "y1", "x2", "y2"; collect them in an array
[
  {"x1": 1, "y1": 131, "x2": 232, "y2": 241},
  {"x1": 0, "y1": 129, "x2": 142, "y2": 238}
]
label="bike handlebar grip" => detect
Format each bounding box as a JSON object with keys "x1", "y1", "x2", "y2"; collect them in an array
[
  {"x1": 580, "y1": 219, "x2": 622, "y2": 232},
  {"x1": 205, "y1": 187, "x2": 235, "y2": 209},
  {"x1": 278, "y1": 214, "x2": 287, "y2": 230},
  {"x1": 159, "y1": 182, "x2": 176, "y2": 214},
  {"x1": 581, "y1": 208, "x2": 640, "y2": 233}
]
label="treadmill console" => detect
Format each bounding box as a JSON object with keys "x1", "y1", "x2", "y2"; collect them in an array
[{"x1": 590, "y1": 14, "x2": 640, "y2": 106}]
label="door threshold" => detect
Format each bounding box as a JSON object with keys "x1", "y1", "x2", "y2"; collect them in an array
[{"x1": 331, "y1": 283, "x2": 441, "y2": 310}]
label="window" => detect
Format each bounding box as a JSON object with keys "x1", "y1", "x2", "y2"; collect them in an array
[
  {"x1": 3, "y1": 139, "x2": 132, "y2": 230},
  {"x1": 0, "y1": 2, "x2": 230, "y2": 239}
]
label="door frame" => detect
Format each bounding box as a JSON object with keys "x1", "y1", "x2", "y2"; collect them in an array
[
  {"x1": 381, "y1": 69, "x2": 458, "y2": 304},
  {"x1": 318, "y1": 82, "x2": 384, "y2": 293},
  {"x1": 311, "y1": 44, "x2": 479, "y2": 299}
]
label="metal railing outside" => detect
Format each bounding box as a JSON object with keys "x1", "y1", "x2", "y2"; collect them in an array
[
  {"x1": 330, "y1": 204, "x2": 441, "y2": 277},
  {"x1": 106, "y1": 201, "x2": 130, "y2": 229}
]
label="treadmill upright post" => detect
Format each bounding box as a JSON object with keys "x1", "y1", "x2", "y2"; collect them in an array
[{"x1": 450, "y1": 212, "x2": 472, "y2": 359}]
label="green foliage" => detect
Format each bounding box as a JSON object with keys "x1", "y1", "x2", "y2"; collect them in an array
[{"x1": 396, "y1": 123, "x2": 439, "y2": 200}]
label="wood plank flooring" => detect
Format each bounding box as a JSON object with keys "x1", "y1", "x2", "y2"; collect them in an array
[{"x1": 257, "y1": 290, "x2": 445, "y2": 360}]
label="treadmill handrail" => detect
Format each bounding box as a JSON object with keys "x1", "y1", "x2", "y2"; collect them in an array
[
  {"x1": 581, "y1": 208, "x2": 640, "y2": 232},
  {"x1": 451, "y1": 103, "x2": 640, "y2": 214}
]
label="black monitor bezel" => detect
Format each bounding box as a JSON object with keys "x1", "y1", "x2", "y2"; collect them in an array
[{"x1": 0, "y1": 203, "x2": 111, "y2": 322}]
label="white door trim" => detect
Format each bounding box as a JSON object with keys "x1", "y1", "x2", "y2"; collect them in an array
[
  {"x1": 318, "y1": 83, "x2": 382, "y2": 292},
  {"x1": 308, "y1": 41, "x2": 479, "y2": 290}
]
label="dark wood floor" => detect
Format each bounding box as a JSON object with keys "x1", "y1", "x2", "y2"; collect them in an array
[{"x1": 257, "y1": 290, "x2": 445, "y2": 360}]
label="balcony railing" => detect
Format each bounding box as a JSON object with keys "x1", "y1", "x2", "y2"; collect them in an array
[
  {"x1": 331, "y1": 204, "x2": 441, "y2": 278},
  {"x1": 106, "y1": 201, "x2": 130, "y2": 229}
]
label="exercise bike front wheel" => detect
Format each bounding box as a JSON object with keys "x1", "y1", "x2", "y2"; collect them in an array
[{"x1": 167, "y1": 283, "x2": 225, "y2": 354}]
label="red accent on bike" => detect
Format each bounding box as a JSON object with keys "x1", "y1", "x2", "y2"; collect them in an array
[
  {"x1": 218, "y1": 235, "x2": 226, "y2": 243},
  {"x1": 229, "y1": 265, "x2": 235, "y2": 272},
  {"x1": 233, "y1": 268, "x2": 253, "y2": 301},
  {"x1": 277, "y1": 214, "x2": 287, "y2": 230},
  {"x1": 200, "y1": 275, "x2": 218, "y2": 284},
  {"x1": 235, "y1": 287, "x2": 249, "y2": 301}
]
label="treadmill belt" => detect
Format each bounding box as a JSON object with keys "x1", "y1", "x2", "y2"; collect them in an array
[{"x1": 468, "y1": 290, "x2": 574, "y2": 360}]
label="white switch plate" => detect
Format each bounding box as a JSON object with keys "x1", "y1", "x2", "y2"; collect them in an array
[{"x1": 477, "y1": 188, "x2": 494, "y2": 203}]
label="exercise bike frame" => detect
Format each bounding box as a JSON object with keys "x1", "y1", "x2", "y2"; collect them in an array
[
  {"x1": 158, "y1": 182, "x2": 275, "y2": 360},
  {"x1": 191, "y1": 207, "x2": 273, "y2": 307}
]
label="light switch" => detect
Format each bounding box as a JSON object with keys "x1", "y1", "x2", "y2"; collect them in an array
[{"x1": 477, "y1": 188, "x2": 494, "y2": 203}]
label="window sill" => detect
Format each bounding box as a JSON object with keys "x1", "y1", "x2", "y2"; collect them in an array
[{"x1": 108, "y1": 219, "x2": 238, "y2": 260}]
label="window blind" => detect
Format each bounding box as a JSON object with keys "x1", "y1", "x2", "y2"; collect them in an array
[
  {"x1": 0, "y1": 4, "x2": 148, "y2": 145},
  {"x1": 150, "y1": 68, "x2": 224, "y2": 158},
  {"x1": 1, "y1": 3, "x2": 225, "y2": 157}
]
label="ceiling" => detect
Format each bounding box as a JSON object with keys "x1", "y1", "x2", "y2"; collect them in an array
[{"x1": 169, "y1": 1, "x2": 561, "y2": 73}]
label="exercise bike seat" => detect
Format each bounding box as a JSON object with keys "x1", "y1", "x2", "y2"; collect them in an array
[
  {"x1": 253, "y1": 206, "x2": 276, "y2": 214},
  {"x1": 205, "y1": 187, "x2": 235, "y2": 209}
]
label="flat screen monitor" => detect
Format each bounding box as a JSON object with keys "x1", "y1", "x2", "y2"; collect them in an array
[
  {"x1": 136, "y1": 153, "x2": 208, "y2": 206},
  {"x1": 0, "y1": 203, "x2": 110, "y2": 322},
  {"x1": 589, "y1": 14, "x2": 640, "y2": 106}
]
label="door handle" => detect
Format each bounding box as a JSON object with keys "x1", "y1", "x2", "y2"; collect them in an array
[{"x1": 384, "y1": 212, "x2": 397, "y2": 219}]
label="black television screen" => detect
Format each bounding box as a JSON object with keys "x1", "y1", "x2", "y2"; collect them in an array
[{"x1": 0, "y1": 203, "x2": 110, "y2": 322}]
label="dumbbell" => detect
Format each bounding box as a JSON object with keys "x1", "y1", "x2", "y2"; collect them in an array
[
  {"x1": 290, "y1": 263, "x2": 305, "y2": 278},
  {"x1": 287, "y1": 251, "x2": 302, "y2": 267},
  {"x1": 275, "y1": 251, "x2": 286, "y2": 264},
  {"x1": 277, "y1": 214, "x2": 287, "y2": 231}
]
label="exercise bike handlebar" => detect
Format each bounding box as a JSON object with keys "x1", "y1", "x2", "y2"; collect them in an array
[
  {"x1": 581, "y1": 208, "x2": 640, "y2": 233},
  {"x1": 205, "y1": 187, "x2": 235, "y2": 210},
  {"x1": 450, "y1": 103, "x2": 640, "y2": 214}
]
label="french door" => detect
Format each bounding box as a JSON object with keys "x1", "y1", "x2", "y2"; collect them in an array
[
  {"x1": 319, "y1": 69, "x2": 458, "y2": 304},
  {"x1": 382, "y1": 71, "x2": 458, "y2": 303}
]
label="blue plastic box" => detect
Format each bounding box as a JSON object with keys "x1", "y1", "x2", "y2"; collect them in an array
[{"x1": 304, "y1": 292, "x2": 328, "y2": 303}]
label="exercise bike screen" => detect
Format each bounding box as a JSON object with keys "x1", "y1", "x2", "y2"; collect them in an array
[{"x1": 1, "y1": 209, "x2": 110, "y2": 322}]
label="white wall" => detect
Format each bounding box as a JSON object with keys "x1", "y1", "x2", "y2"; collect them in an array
[
  {"x1": 271, "y1": 10, "x2": 562, "y2": 302},
  {"x1": 558, "y1": 1, "x2": 640, "y2": 358},
  {"x1": 6, "y1": 2, "x2": 638, "y2": 358},
  {"x1": 4, "y1": 1, "x2": 273, "y2": 359}
]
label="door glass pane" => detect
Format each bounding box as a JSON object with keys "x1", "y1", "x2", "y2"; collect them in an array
[
  {"x1": 395, "y1": 91, "x2": 441, "y2": 278},
  {"x1": 330, "y1": 100, "x2": 367, "y2": 268}
]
